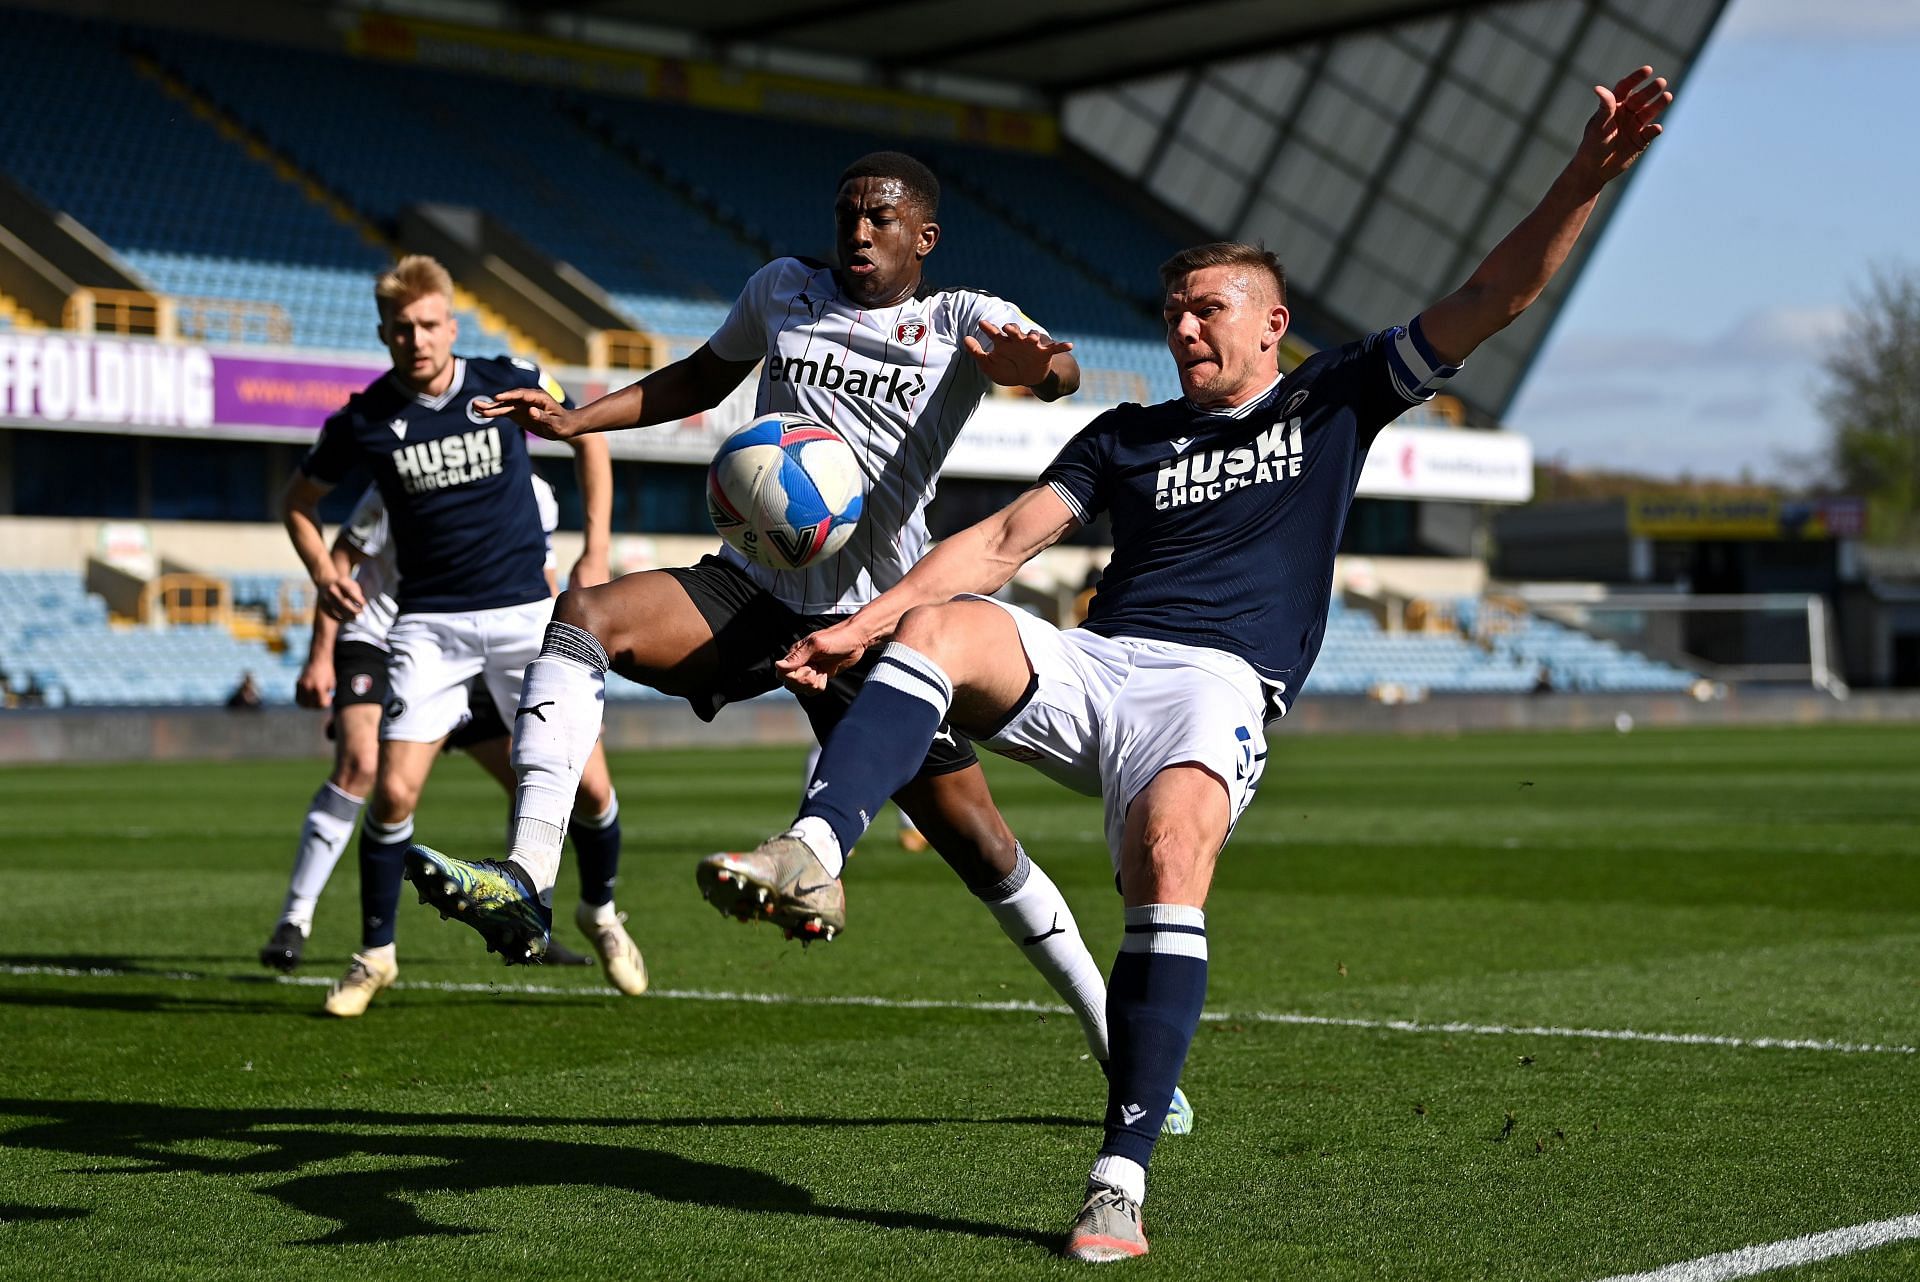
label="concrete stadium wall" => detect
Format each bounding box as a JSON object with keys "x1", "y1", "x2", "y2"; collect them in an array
[{"x1": 3, "y1": 691, "x2": 1918, "y2": 766}]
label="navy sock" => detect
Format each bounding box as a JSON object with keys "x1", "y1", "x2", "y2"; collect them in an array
[
  {"x1": 799, "y1": 643, "x2": 952, "y2": 858},
  {"x1": 1100, "y1": 905, "x2": 1209, "y2": 1169},
  {"x1": 570, "y1": 799, "x2": 621, "y2": 908},
  {"x1": 357, "y1": 815, "x2": 414, "y2": 949}
]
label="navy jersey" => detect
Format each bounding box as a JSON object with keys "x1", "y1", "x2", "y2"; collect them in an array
[
  {"x1": 301, "y1": 356, "x2": 568, "y2": 613},
  {"x1": 1040, "y1": 318, "x2": 1461, "y2": 711}
]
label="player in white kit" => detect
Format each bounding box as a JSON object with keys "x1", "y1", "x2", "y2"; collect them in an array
[{"x1": 406, "y1": 155, "x2": 1176, "y2": 1105}]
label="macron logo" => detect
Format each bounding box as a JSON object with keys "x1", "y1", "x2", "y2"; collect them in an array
[
  {"x1": 806, "y1": 780, "x2": 829, "y2": 799},
  {"x1": 1119, "y1": 1103, "x2": 1146, "y2": 1126},
  {"x1": 1169, "y1": 437, "x2": 1194, "y2": 454},
  {"x1": 389, "y1": 418, "x2": 408, "y2": 439}
]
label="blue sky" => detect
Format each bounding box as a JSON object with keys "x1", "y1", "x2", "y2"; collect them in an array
[{"x1": 1504, "y1": 0, "x2": 1920, "y2": 481}]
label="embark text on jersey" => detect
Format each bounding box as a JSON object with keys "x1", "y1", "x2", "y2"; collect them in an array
[
  {"x1": 767, "y1": 352, "x2": 926, "y2": 409},
  {"x1": 1155, "y1": 418, "x2": 1304, "y2": 510},
  {"x1": 390, "y1": 427, "x2": 503, "y2": 495}
]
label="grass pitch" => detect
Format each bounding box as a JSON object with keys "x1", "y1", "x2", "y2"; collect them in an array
[{"x1": 1, "y1": 722, "x2": 1917, "y2": 1279}]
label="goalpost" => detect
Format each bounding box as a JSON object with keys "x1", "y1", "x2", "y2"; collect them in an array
[{"x1": 1512, "y1": 587, "x2": 1851, "y2": 699}]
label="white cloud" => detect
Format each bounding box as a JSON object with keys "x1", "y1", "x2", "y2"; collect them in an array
[
  {"x1": 1720, "y1": 0, "x2": 1920, "y2": 39},
  {"x1": 1507, "y1": 303, "x2": 1852, "y2": 479},
  {"x1": 1715, "y1": 304, "x2": 1851, "y2": 358},
  {"x1": 1524, "y1": 304, "x2": 1849, "y2": 381}
]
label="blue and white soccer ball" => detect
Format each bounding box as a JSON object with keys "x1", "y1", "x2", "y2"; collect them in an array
[{"x1": 706, "y1": 412, "x2": 865, "y2": 571}]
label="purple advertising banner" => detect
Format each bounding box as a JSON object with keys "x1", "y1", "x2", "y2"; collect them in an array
[
  {"x1": 0, "y1": 333, "x2": 386, "y2": 438},
  {"x1": 210, "y1": 350, "x2": 386, "y2": 435}
]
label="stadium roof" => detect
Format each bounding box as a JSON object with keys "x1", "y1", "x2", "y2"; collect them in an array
[
  {"x1": 524, "y1": 0, "x2": 1730, "y2": 420},
  {"x1": 518, "y1": 0, "x2": 1489, "y2": 91}
]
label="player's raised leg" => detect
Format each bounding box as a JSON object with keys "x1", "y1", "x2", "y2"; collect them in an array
[
  {"x1": 700, "y1": 599, "x2": 1032, "y2": 934},
  {"x1": 1065, "y1": 765, "x2": 1226, "y2": 1263},
  {"x1": 408, "y1": 570, "x2": 719, "y2": 963}
]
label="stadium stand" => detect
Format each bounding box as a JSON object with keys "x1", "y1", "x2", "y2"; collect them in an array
[
  {"x1": 1301, "y1": 598, "x2": 1700, "y2": 698},
  {"x1": 0, "y1": 570, "x2": 304, "y2": 707},
  {"x1": 1305, "y1": 599, "x2": 1538, "y2": 697},
  {"x1": 0, "y1": 12, "x2": 518, "y2": 354},
  {"x1": 143, "y1": 32, "x2": 766, "y2": 305},
  {"x1": 0, "y1": 12, "x2": 1186, "y2": 399},
  {"x1": 1456, "y1": 599, "x2": 1699, "y2": 694},
  {"x1": 0, "y1": 16, "x2": 1704, "y2": 711}
]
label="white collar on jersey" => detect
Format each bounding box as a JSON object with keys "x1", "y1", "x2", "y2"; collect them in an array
[
  {"x1": 387, "y1": 357, "x2": 468, "y2": 411},
  {"x1": 1184, "y1": 370, "x2": 1284, "y2": 418}
]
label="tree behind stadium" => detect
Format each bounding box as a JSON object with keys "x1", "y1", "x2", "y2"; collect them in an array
[{"x1": 1820, "y1": 264, "x2": 1920, "y2": 543}]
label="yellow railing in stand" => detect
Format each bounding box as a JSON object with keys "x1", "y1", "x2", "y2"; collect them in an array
[
  {"x1": 593, "y1": 329, "x2": 658, "y2": 371},
  {"x1": 65, "y1": 288, "x2": 175, "y2": 339},
  {"x1": 143, "y1": 573, "x2": 228, "y2": 627},
  {"x1": 175, "y1": 297, "x2": 294, "y2": 346}
]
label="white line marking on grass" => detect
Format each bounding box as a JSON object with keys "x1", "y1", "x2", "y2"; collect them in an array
[
  {"x1": 1592, "y1": 1212, "x2": 1920, "y2": 1281},
  {"x1": 4, "y1": 964, "x2": 1913, "y2": 1055}
]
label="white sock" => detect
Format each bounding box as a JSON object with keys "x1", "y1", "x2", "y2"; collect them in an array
[
  {"x1": 358, "y1": 941, "x2": 397, "y2": 967},
  {"x1": 281, "y1": 781, "x2": 363, "y2": 932},
  {"x1": 578, "y1": 899, "x2": 619, "y2": 927},
  {"x1": 1090, "y1": 1155, "x2": 1146, "y2": 1204},
  {"x1": 979, "y1": 846, "x2": 1109, "y2": 1059},
  {"x1": 789, "y1": 816, "x2": 845, "y2": 878},
  {"x1": 510, "y1": 626, "x2": 609, "y2": 896}
]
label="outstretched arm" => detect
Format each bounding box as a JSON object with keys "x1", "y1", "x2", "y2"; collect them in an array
[
  {"x1": 965, "y1": 322, "x2": 1080, "y2": 402},
  {"x1": 1419, "y1": 67, "x2": 1672, "y2": 366},
  {"x1": 778, "y1": 484, "x2": 1081, "y2": 690},
  {"x1": 480, "y1": 344, "x2": 760, "y2": 442}
]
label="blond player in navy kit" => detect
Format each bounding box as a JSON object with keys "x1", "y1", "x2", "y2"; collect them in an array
[
  {"x1": 406, "y1": 154, "x2": 1176, "y2": 1105},
  {"x1": 282, "y1": 255, "x2": 641, "y2": 1017}
]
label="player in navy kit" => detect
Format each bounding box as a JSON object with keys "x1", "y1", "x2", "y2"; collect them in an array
[
  {"x1": 405, "y1": 154, "x2": 1172, "y2": 1101},
  {"x1": 282, "y1": 255, "x2": 638, "y2": 1017},
  {"x1": 716, "y1": 69, "x2": 1672, "y2": 1261}
]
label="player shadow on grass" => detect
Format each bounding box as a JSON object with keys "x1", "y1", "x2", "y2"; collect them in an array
[{"x1": 0, "y1": 1098, "x2": 1060, "y2": 1249}]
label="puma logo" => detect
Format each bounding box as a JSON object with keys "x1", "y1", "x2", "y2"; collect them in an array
[
  {"x1": 516, "y1": 701, "x2": 555, "y2": 722},
  {"x1": 1022, "y1": 914, "x2": 1066, "y2": 947},
  {"x1": 1119, "y1": 1103, "x2": 1146, "y2": 1126},
  {"x1": 806, "y1": 779, "x2": 829, "y2": 798},
  {"x1": 931, "y1": 727, "x2": 957, "y2": 748}
]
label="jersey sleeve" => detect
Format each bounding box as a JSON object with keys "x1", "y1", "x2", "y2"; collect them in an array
[
  {"x1": 960, "y1": 290, "x2": 1050, "y2": 343},
  {"x1": 1037, "y1": 411, "x2": 1119, "y2": 524},
  {"x1": 341, "y1": 484, "x2": 389, "y2": 559},
  {"x1": 706, "y1": 260, "x2": 786, "y2": 363},
  {"x1": 300, "y1": 408, "x2": 359, "y2": 485},
  {"x1": 1317, "y1": 315, "x2": 1464, "y2": 440},
  {"x1": 507, "y1": 356, "x2": 574, "y2": 410}
]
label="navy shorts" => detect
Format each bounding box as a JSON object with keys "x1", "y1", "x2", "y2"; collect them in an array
[{"x1": 663, "y1": 554, "x2": 976, "y2": 779}]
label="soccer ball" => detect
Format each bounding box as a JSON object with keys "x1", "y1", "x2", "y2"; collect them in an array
[{"x1": 706, "y1": 412, "x2": 865, "y2": 571}]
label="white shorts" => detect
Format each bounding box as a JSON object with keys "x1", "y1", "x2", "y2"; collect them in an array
[
  {"x1": 380, "y1": 599, "x2": 553, "y2": 743},
  {"x1": 965, "y1": 596, "x2": 1270, "y2": 868}
]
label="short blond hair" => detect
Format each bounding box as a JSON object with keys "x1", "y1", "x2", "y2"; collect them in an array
[{"x1": 375, "y1": 254, "x2": 454, "y2": 318}]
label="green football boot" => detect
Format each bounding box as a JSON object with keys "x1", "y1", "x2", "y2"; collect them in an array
[{"x1": 405, "y1": 845, "x2": 551, "y2": 965}]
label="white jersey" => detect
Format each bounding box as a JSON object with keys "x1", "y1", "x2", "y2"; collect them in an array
[
  {"x1": 707, "y1": 256, "x2": 1040, "y2": 615},
  {"x1": 338, "y1": 474, "x2": 559, "y2": 650}
]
